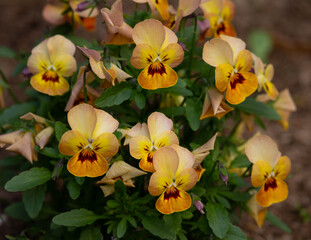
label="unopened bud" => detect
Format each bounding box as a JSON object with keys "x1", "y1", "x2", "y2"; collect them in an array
[
  {"x1": 52, "y1": 158, "x2": 64, "y2": 180},
  {"x1": 218, "y1": 162, "x2": 228, "y2": 185},
  {"x1": 76, "y1": 1, "x2": 89, "y2": 12}
]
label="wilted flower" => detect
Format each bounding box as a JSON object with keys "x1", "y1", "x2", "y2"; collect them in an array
[
  {"x1": 203, "y1": 35, "x2": 258, "y2": 104},
  {"x1": 129, "y1": 112, "x2": 179, "y2": 172},
  {"x1": 148, "y1": 146, "x2": 197, "y2": 214},
  {"x1": 247, "y1": 190, "x2": 267, "y2": 227},
  {"x1": 245, "y1": 135, "x2": 291, "y2": 207},
  {"x1": 27, "y1": 35, "x2": 77, "y2": 96},
  {"x1": 59, "y1": 104, "x2": 119, "y2": 177},
  {"x1": 130, "y1": 19, "x2": 184, "y2": 90},
  {"x1": 97, "y1": 161, "x2": 146, "y2": 196}
]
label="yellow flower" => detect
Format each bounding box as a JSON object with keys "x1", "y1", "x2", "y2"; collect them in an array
[
  {"x1": 132, "y1": 0, "x2": 170, "y2": 20},
  {"x1": 27, "y1": 35, "x2": 77, "y2": 96},
  {"x1": 43, "y1": 0, "x2": 99, "y2": 31},
  {"x1": 203, "y1": 35, "x2": 258, "y2": 104},
  {"x1": 101, "y1": 0, "x2": 133, "y2": 45},
  {"x1": 129, "y1": 112, "x2": 179, "y2": 172},
  {"x1": 247, "y1": 190, "x2": 267, "y2": 227},
  {"x1": 148, "y1": 146, "x2": 197, "y2": 214},
  {"x1": 200, "y1": 87, "x2": 233, "y2": 120},
  {"x1": 252, "y1": 54, "x2": 278, "y2": 100},
  {"x1": 97, "y1": 161, "x2": 146, "y2": 197},
  {"x1": 58, "y1": 104, "x2": 119, "y2": 177},
  {"x1": 245, "y1": 135, "x2": 291, "y2": 207},
  {"x1": 200, "y1": 0, "x2": 236, "y2": 38},
  {"x1": 130, "y1": 19, "x2": 184, "y2": 90}
]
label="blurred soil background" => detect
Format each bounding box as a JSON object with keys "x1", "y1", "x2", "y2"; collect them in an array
[{"x1": 0, "y1": 0, "x2": 310, "y2": 239}]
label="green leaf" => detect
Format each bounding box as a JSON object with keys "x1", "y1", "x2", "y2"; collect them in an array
[
  {"x1": 135, "y1": 93, "x2": 146, "y2": 109},
  {"x1": 0, "y1": 155, "x2": 23, "y2": 167},
  {"x1": 248, "y1": 30, "x2": 273, "y2": 62},
  {"x1": 0, "y1": 102, "x2": 37, "y2": 126},
  {"x1": 79, "y1": 227, "x2": 103, "y2": 240},
  {"x1": 96, "y1": 82, "x2": 133, "y2": 108},
  {"x1": 66, "y1": 36, "x2": 94, "y2": 48},
  {"x1": 159, "y1": 107, "x2": 185, "y2": 117},
  {"x1": 117, "y1": 218, "x2": 127, "y2": 238},
  {"x1": 142, "y1": 216, "x2": 176, "y2": 240},
  {"x1": 5, "y1": 202, "x2": 30, "y2": 221},
  {"x1": 52, "y1": 209, "x2": 100, "y2": 227},
  {"x1": 223, "y1": 224, "x2": 247, "y2": 240},
  {"x1": 114, "y1": 180, "x2": 126, "y2": 201},
  {"x1": 5, "y1": 167, "x2": 52, "y2": 192},
  {"x1": 54, "y1": 121, "x2": 69, "y2": 142},
  {"x1": 67, "y1": 178, "x2": 81, "y2": 200},
  {"x1": 205, "y1": 203, "x2": 230, "y2": 238},
  {"x1": 0, "y1": 46, "x2": 17, "y2": 58},
  {"x1": 75, "y1": 176, "x2": 85, "y2": 185},
  {"x1": 218, "y1": 191, "x2": 251, "y2": 202},
  {"x1": 185, "y1": 99, "x2": 201, "y2": 131},
  {"x1": 228, "y1": 173, "x2": 247, "y2": 187},
  {"x1": 234, "y1": 98, "x2": 281, "y2": 120},
  {"x1": 151, "y1": 85, "x2": 193, "y2": 97},
  {"x1": 229, "y1": 154, "x2": 251, "y2": 169},
  {"x1": 22, "y1": 184, "x2": 47, "y2": 218},
  {"x1": 163, "y1": 213, "x2": 182, "y2": 235},
  {"x1": 36, "y1": 146, "x2": 59, "y2": 159},
  {"x1": 266, "y1": 211, "x2": 291, "y2": 233}
]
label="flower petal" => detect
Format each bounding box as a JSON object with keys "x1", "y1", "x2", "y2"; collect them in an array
[
  {"x1": 27, "y1": 53, "x2": 51, "y2": 74},
  {"x1": 148, "y1": 171, "x2": 173, "y2": 196},
  {"x1": 175, "y1": 168, "x2": 197, "y2": 191},
  {"x1": 131, "y1": 44, "x2": 157, "y2": 69},
  {"x1": 67, "y1": 104, "x2": 97, "y2": 140},
  {"x1": 148, "y1": 112, "x2": 173, "y2": 142},
  {"x1": 274, "y1": 156, "x2": 291, "y2": 180},
  {"x1": 161, "y1": 26, "x2": 178, "y2": 50},
  {"x1": 91, "y1": 132, "x2": 119, "y2": 158},
  {"x1": 153, "y1": 147, "x2": 179, "y2": 177},
  {"x1": 220, "y1": 35, "x2": 246, "y2": 64},
  {"x1": 160, "y1": 43, "x2": 184, "y2": 68},
  {"x1": 67, "y1": 150, "x2": 108, "y2": 177},
  {"x1": 154, "y1": 130, "x2": 179, "y2": 149},
  {"x1": 155, "y1": 186, "x2": 192, "y2": 214},
  {"x1": 202, "y1": 38, "x2": 233, "y2": 67},
  {"x1": 92, "y1": 109, "x2": 119, "y2": 138},
  {"x1": 215, "y1": 63, "x2": 233, "y2": 92},
  {"x1": 139, "y1": 151, "x2": 156, "y2": 172},
  {"x1": 178, "y1": 0, "x2": 201, "y2": 17},
  {"x1": 35, "y1": 127, "x2": 54, "y2": 149},
  {"x1": 171, "y1": 144, "x2": 194, "y2": 176},
  {"x1": 245, "y1": 135, "x2": 280, "y2": 167},
  {"x1": 235, "y1": 50, "x2": 253, "y2": 72},
  {"x1": 256, "y1": 177, "x2": 288, "y2": 207},
  {"x1": 153, "y1": 0, "x2": 169, "y2": 20},
  {"x1": 58, "y1": 130, "x2": 89, "y2": 156},
  {"x1": 47, "y1": 35, "x2": 76, "y2": 61},
  {"x1": 129, "y1": 135, "x2": 153, "y2": 159},
  {"x1": 265, "y1": 64, "x2": 274, "y2": 82},
  {"x1": 127, "y1": 123, "x2": 150, "y2": 138},
  {"x1": 251, "y1": 160, "x2": 272, "y2": 188},
  {"x1": 53, "y1": 54, "x2": 77, "y2": 77},
  {"x1": 42, "y1": 4, "x2": 66, "y2": 25}
]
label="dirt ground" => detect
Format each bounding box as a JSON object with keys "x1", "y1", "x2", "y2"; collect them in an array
[{"x1": 0, "y1": 0, "x2": 310, "y2": 239}]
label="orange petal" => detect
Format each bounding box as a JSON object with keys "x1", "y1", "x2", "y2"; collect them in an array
[
  {"x1": 225, "y1": 71, "x2": 258, "y2": 105},
  {"x1": 256, "y1": 177, "x2": 288, "y2": 207},
  {"x1": 155, "y1": 186, "x2": 192, "y2": 214},
  {"x1": 139, "y1": 151, "x2": 156, "y2": 172},
  {"x1": 67, "y1": 149, "x2": 108, "y2": 177},
  {"x1": 68, "y1": 103, "x2": 97, "y2": 140},
  {"x1": 203, "y1": 38, "x2": 233, "y2": 67},
  {"x1": 30, "y1": 71, "x2": 69, "y2": 96},
  {"x1": 92, "y1": 109, "x2": 119, "y2": 138},
  {"x1": 91, "y1": 133, "x2": 119, "y2": 158},
  {"x1": 130, "y1": 44, "x2": 157, "y2": 69},
  {"x1": 215, "y1": 63, "x2": 233, "y2": 92},
  {"x1": 148, "y1": 112, "x2": 173, "y2": 142},
  {"x1": 251, "y1": 160, "x2": 272, "y2": 188},
  {"x1": 153, "y1": 147, "x2": 179, "y2": 177},
  {"x1": 81, "y1": 17, "x2": 96, "y2": 31},
  {"x1": 148, "y1": 171, "x2": 173, "y2": 196},
  {"x1": 153, "y1": 0, "x2": 169, "y2": 20},
  {"x1": 160, "y1": 43, "x2": 184, "y2": 68},
  {"x1": 58, "y1": 130, "x2": 89, "y2": 156},
  {"x1": 235, "y1": 50, "x2": 253, "y2": 72},
  {"x1": 137, "y1": 62, "x2": 178, "y2": 90},
  {"x1": 274, "y1": 156, "x2": 291, "y2": 180},
  {"x1": 129, "y1": 135, "x2": 153, "y2": 159}
]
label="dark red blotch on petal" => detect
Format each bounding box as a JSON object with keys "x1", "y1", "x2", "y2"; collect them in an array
[
  {"x1": 42, "y1": 71, "x2": 59, "y2": 83},
  {"x1": 78, "y1": 149, "x2": 97, "y2": 163},
  {"x1": 164, "y1": 187, "x2": 180, "y2": 200},
  {"x1": 147, "y1": 62, "x2": 167, "y2": 76},
  {"x1": 230, "y1": 73, "x2": 245, "y2": 89},
  {"x1": 264, "y1": 177, "x2": 278, "y2": 191}
]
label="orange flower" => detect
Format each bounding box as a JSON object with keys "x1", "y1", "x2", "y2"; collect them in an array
[
  {"x1": 245, "y1": 135, "x2": 291, "y2": 207},
  {"x1": 148, "y1": 146, "x2": 197, "y2": 214},
  {"x1": 129, "y1": 112, "x2": 179, "y2": 172},
  {"x1": 203, "y1": 35, "x2": 258, "y2": 104},
  {"x1": 59, "y1": 104, "x2": 119, "y2": 177},
  {"x1": 130, "y1": 19, "x2": 184, "y2": 90}
]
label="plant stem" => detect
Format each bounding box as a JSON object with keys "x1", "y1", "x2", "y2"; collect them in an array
[
  {"x1": 187, "y1": 16, "x2": 197, "y2": 79},
  {"x1": 0, "y1": 69, "x2": 20, "y2": 104}
]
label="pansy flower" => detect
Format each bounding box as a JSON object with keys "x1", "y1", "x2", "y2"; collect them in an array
[
  {"x1": 130, "y1": 19, "x2": 184, "y2": 90},
  {"x1": 129, "y1": 112, "x2": 179, "y2": 172},
  {"x1": 148, "y1": 146, "x2": 198, "y2": 214},
  {"x1": 253, "y1": 54, "x2": 278, "y2": 100},
  {"x1": 59, "y1": 104, "x2": 119, "y2": 177},
  {"x1": 203, "y1": 35, "x2": 258, "y2": 104},
  {"x1": 97, "y1": 160, "x2": 146, "y2": 196},
  {"x1": 132, "y1": 0, "x2": 170, "y2": 20},
  {"x1": 200, "y1": 0, "x2": 235, "y2": 39},
  {"x1": 245, "y1": 135, "x2": 291, "y2": 207},
  {"x1": 27, "y1": 35, "x2": 77, "y2": 96}
]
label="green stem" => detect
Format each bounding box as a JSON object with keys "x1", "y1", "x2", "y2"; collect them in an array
[
  {"x1": 187, "y1": 16, "x2": 197, "y2": 79},
  {"x1": 205, "y1": 160, "x2": 218, "y2": 183},
  {"x1": 0, "y1": 69, "x2": 20, "y2": 104},
  {"x1": 83, "y1": 69, "x2": 88, "y2": 103}
]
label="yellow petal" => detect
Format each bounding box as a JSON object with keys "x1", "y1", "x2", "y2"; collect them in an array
[
  {"x1": 52, "y1": 54, "x2": 77, "y2": 77},
  {"x1": 274, "y1": 156, "x2": 291, "y2": 180},
  {"x1": 251, "y1": 160, "x2": 272, "y2": 188},
  {"x1": 225, "y1": 71, "x2": 258, "y2": 105},
  {"x1": 171, "y1": 144, "x2": 194, "y2": 177},
  {"x1": 137, "y1": 62, "x2": 178, "y2": 90},
  {"x1": 235, "y1": 50, "x2": 253, "y2": 72},
  {"x1": 67, "y1": 149, "x2": 108, "y2": 177},
  {"x1": 252, "y1": 53, "x2": 264, "y2": 76},
  {"x1": 139, "y1": 151, "x2": 156, "y2": 172},
  {"x1": 148, "y1": 171, "x2": 173, "y2": 196},
  {"x1": 194, "y1": 164, "x2": 206, "y2": 181},
  {"x1": 155, "y1": 186, "x2": 192, "y2": 214},
  {"x1": 27, "y1": 53, "x2": 51, "y2": 74},
  {"x1": 68, "y1": 103, "x2": 97, "y2": 140},
  {"x1": 256, "y1": 177, "x2": 288, "y2": 207},
  {"x1": 154, "y1": 130, "x2": 179, "y2": 150},
  {"x1": 132, "y1": 19, "x2": 165, "y2": 53},
  {"x1": 152, "y1": 0, "x2": 169, "y2": 20},
  {"x1": 265, "y1": 64, "x2": 274, "y2": 82},
  {"x1": 58, "y1": 130, "x2": 89, "y2": 156},
  {"x1": 175, "y1": 168, "x2": 197, "y2": 191},
  {"x1": 245, "y1": 135, "x2": 280, "y2": 167},
  {"x1": 220, "y1": 35, "x2": 246, "y2": 64},
  {"x1": 153, "y1": 147, "x2": 179, "y2": 177},
  {"x1": 92, "y1": 109, "x2": 119, "y2": 138},
  {"x1": 130, "y1": 44, "x2": 157, "y2": 69},
  {"x1": 129, "y1": 135, "x2": 153, "y2": 159},
  {"x1": 215, "y1": 63, "x2": 233, "y2": 92},
  {"x1": 161, "y1": 26, "x2": 178, "y2": 50},
  {"x1": 30, "y1": 71, "x2": 69, "y2": 96},
  {"x1": 91, "y1": 132, "x2": 119, "y2": 158},
  {"x1": 160, "y1": 43, "x2": 184, "y2": 68},
  {"x1": 263, "y1": 81, "x2": 278, "y2": 100},
  {"x1": 148, "y1": 112, "x2": 173, "y2": 142},
  {"x1": 203, "y1": 38, "x2": 233, "y2": 67}
]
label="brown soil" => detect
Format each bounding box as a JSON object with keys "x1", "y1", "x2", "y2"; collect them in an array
[{"x1": 0, "y1": 0, "x2": 310, "y2": 239}]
